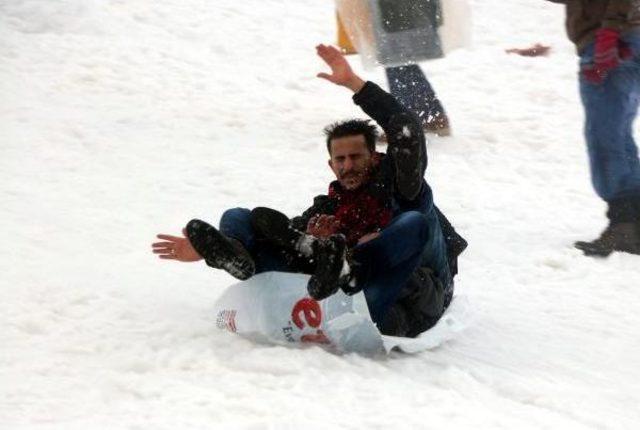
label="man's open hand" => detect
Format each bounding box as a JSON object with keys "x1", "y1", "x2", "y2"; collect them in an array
[
  {"x1": 152, "y1": 228, "x2": 203, "y2": 262},
  {"x1": 306, "y1": 214, "x2": 341, "y2": 239},
  {"x1": 316, "y1": 44, "x2": 365, "y2": 93}
]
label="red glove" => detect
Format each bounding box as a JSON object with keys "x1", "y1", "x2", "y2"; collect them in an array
[{"x1": 582, "y1": 28, "x2": 633, "y2": 84}]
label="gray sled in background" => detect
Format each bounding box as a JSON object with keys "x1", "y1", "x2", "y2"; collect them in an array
[{"x1": 336, "y1": 0, "x2": 444, "y2": 68}]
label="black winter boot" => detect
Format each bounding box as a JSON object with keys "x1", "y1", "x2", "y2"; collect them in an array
[
  {"x1": 378, "y1": 303, "x2": 410, "y2": 337},
  {"x1": 574, "y1": 222, "x2": 640, "y2": 256},
  {"x1": 575, "y1": 197, "x2": 640, "y2": 257},
  {"x1": 307, "y1": 235, "x2": 348, "y2": 301},
  {"x1": 185, "y1": 219, "x2": 255, "y2": 280},
  {"x1": 423, "y1": 112, "x2": 451, "y2": 137},
  {"x1": 250, "y1": 207, "x2": 301, "y2": 250}
]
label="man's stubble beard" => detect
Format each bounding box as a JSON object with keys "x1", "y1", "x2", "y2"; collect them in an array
[{"x1": 340, "y1": 168, "x2": 369, "y2": 190}]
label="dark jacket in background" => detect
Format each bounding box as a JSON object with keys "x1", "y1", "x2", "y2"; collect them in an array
[{"x1": 547, "y1": 0, "x2": 640, "y2": 52}]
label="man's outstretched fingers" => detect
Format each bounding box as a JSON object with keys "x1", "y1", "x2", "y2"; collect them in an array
[
  {"x1": 156, "y1": 234, "x2": 182, "y2": 241},
  {"x1": 154, "y1": 243, "x2": 174, "y2": 252},
  {"x1": 152, "y1": 247, "x2": 173, "y2": 254},
  {"x1": 152, "y1": 230, "x2": 203, "y2": 263},
  {"x1": 316, "y1": 44, "x2": 334, "y2": 60}
]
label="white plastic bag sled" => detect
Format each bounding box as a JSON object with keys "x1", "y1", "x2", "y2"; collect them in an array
[{"x1": 212, "y1": 272, "x2": 465, "y2": 355}]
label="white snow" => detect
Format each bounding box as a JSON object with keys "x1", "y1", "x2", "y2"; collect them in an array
[{"x1": 1, "y1": 0, "x2": 639, "y2": 429}]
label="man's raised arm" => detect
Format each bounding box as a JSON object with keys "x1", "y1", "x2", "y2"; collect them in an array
[
  {"x1": 315, "y1": 44, "x2": 366, "y2": 93},
  {"x1": 316, "y1": 44, "x2": 409, "y2": 131},
  {"x1": 316, "y1": 44, "x2": 427, "y2": 200}
]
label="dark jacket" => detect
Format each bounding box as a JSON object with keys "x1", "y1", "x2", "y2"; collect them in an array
[
  {"x1": 291, "y1": 81, "x2": 434, "y2": 232},
  {"x1": 547, "y1": 0, "x2": 640, "y2": 53},
  {"x1": 292, "y1": 81, "x2": 467, "y2": 335}
]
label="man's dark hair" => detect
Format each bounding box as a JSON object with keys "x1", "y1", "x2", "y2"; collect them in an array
[{"x1": 323, "y1": 119, "x2": 378, "y2": 154}]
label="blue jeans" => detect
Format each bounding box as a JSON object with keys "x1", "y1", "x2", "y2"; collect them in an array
[
  {"x1": 385, "y1": 64, "x2": 446, "y2": 125},
  {"x1": 219, "y1": 208, "x2": 296, "y2": 273},
  {"x1": 352, "y1": 209, "x2": 449, "y2": 324},
  {"x1": 219, "y1": 207, "x2": 450, "y2": 325},
  {"x1": 579, "y1": 33, "x2": 640, "y2": 202}
]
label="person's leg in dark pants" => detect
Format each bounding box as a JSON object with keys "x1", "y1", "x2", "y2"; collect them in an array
[
  {"x1": 219, "y1": 207, "x2": 305, "y2": 273},
  {"x1": 352, "y1": 210, "x2": 449, "y2": 326},
  {"x1": 575, "y1": 40, "x2": 640, "y2": 256},
  {"x1": 385, "y1": 64, "x2": 450, "y2": 135}
]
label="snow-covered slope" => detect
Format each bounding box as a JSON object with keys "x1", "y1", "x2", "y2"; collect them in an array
[{"x1": 1, "y1": 1, "x2": 638, "y2": 428}]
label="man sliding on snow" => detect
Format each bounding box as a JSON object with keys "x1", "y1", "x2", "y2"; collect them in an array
[{"x1": 152, "y1": 44, "x2": 466, "y2": 337}]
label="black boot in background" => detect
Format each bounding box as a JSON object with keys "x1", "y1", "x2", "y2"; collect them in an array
[{"x1": 574, "y1": 197, "x2": 640, "y2": 257}]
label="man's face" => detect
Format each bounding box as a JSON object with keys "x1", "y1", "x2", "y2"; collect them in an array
[{"x1": 328, "y1": 134, "x2": 374, "y2": 190}]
